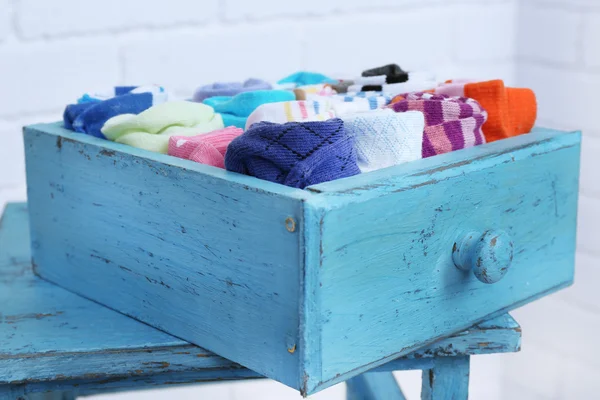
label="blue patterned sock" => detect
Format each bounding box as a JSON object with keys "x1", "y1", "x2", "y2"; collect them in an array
[{"x1": 225, "y1": 118, "x2": 360, "y2": 189}]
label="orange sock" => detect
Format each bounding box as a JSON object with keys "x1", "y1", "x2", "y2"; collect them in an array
[{"x1": 463, "y1": 80, "x2": 537, "y2": 142}]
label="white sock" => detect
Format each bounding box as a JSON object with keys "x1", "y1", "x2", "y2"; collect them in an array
[
  {"x1": 342, "y1": 109, "x2": 425, "y2": 173},
  {"x1": 245, "y1": 99, "x2": 336, "y2": 129}
]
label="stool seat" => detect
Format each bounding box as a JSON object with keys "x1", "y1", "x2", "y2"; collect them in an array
[{"x1": 0, "y1": 203, "x2": 521, "y2": 399}]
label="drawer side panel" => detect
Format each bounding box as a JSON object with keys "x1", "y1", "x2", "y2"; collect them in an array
[{"x1": 24, "y1": 125, "x2": 303, "y2": 389}]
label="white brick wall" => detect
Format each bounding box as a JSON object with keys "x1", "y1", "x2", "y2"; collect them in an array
[
  {"x1": 515, "y1": 0, "x2": 600, "y2": 399},
  {"x1": 0, "y1": 0, "x2": 597, "y2": 398}
]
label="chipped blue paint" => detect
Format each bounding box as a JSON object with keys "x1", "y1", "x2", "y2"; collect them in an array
[
  {"x1": 0, "y1": 202, "x2": 522, "y2": 399},
  {"x1": 421, "y1": 356, "x2": 470, "y2": 400},
  {"x1": 23, "y1": 123, "x2": 579, "y2": 395},
  {"x1": 452, "y1": 230, "x2": 514, "y2": 284}
]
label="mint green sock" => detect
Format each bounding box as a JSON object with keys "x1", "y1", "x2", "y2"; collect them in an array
[{"x1": 101, "y1": 101, "x2": 224, "y2": 153}]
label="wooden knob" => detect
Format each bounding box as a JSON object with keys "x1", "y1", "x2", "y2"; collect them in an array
[{"x1": 452, "y1": 230, "x2": 513, "y2": 284}]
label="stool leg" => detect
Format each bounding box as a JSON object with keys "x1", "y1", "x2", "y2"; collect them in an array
[
  {"x1": 421, "y1": 356, "x2": 470, "y2": 400},
  {"x1": 346, "y1": 372, "x2": 406, "y2": 400}
]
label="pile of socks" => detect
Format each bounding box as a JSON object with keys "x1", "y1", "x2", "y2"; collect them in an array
[{"x1": 61, "y1": 63, "x2": 537, "y2": 190}]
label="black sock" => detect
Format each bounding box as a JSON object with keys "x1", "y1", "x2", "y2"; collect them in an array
[
  {"x1": 362, "y1": 64, "x2": 409, "y2": 84},
  {"x1": 361, "y1": 85, "x2": 383, "y2": 92}
]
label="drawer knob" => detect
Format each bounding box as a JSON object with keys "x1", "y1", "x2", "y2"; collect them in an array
[{"x1": 452, "y1": 230, "x2": 513, "y2": 284}]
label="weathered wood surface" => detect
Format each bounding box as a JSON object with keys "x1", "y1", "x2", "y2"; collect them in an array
[
  {"x1": 304, "y1": 127, "x2": 579, "y2": 390},
  {"x1": 421, "y1": 356, "x2": 470, "y2": 400},
  {"x1": 24, "y1": 123, "x2": 308, "y2": 390},
  {"x1": 24, "y1": 123, "x2": 575, "y2": 394},
  {"x1": 0, "y1": 203, "x2": 521, "y2": 399}
]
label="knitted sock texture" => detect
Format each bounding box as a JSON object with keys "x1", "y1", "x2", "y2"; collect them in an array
[
  {"x1": 343, "y1": 109, "x2": 425, "y2": 172},
  {"x1": 168, "y1": 127, "x2": 243, "y2": 168},
  {"x1": 202, "y1": 90, "x2": 295, "y2": 129},
  {"x1": 463, "y1": 80, "x2": 537, "y2": 142},
  {"x1": 75, "y1": 85, "x2": 173, "y2": 104},
  {"x1": 193, "y1": 78, "x2": 272, "y2": 102},
  {"x1": 64, "y1": 92, "x2": 153, "y2": 139},
  {"x1": 101, "y1": 101, "x2": 224, "y2": 154},
  {"x1": 362, "y1": 64, "x2": 408, "y2": 83},
  {"x1": 328, "y1": 92, "x2": 392, "y2": 116},
  {"x1": 225, "y1": 118, "x2": 360, "y2": 189},
  {"x1": 388, "y1": 92, "x2": 487, "y2": 158},
  {"x1": 245, "y1": 100, "x2": 336, "y2": 130},
  {"x1": 294, "y1": 84, "x2": 335, "y2": 100}
]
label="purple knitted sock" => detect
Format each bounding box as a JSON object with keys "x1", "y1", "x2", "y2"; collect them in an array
[
  {"x1": 225, "y1": 118, "x2": 360, "y2": 189},
  {"x1": 193, "y1": 78, "x2": 272, "y2": 102}
]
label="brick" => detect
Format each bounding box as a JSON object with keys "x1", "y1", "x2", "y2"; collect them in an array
[
  {"x1": 221, "y1": 0, "x2": 434, "y2": 20},
  {"x1": 455, "y1": 3, "x2": 517, "y2": 62},
  {"x1": 583, "y1": 13, "x2": 600, "y2": 68},
  {"x1": 501, "y1": 341, "x2": 564, "y2": 399},
  {"x1": 0, "y1": 0, "x2": 10, "y2": 42},
  {"x1": 303, "y1": 7, "x2": 454, "y2": 77},
  {"x1": 517, "y1": 4, "x2": 580, "y2": 65},
  {"x1": 516, "y1": 64, "x2": 600, "y2": 134},
  {"x1": 563, "y1": 359, "x2": 600, "y2": 400},
  {"x1": 0, "y1": 124, "x2": 26, "y2": 188},
  {"x1": 555, "y1": 252, "x2": 600, "y2": 313},
  {"x1": 223, "y1": 0, "x2": 326, "y2": 20},
  {"x1": 579, "y1": 135, "x2": 600, "y2": 198},
  {"x1": 0, "y1": 185, "x2": 27, "y2": 210},
  {"x1": 394, "y1": 370, "x2": 421, "y2": 400},
  {"x1": 500, "y1": 380, "x2": 555, "y2": 400},
  {"x1": 16, "y1": 0, "x2": 218, "y2": 39},
  {"x1": 121, "y1": 25, "x2": 304, "y2": 97},
  {"x1": 531, "y1": 0, "x2": 600, "y2": 11},
  {"x1": 512, "y1": 296, "x2": 600, "y2": 368},
  {"x1": 435, "y1": 62, "x2": 516, "y2": 85},
  {"x1": 469, "y1": 355, "x2": 506, "y2": 400},
  {"x1": 577, "y1": 195, "x2": 600, "y2": 255},
  {"x1": 0, "y1": 41, "x2": 119, "y2": 117}
]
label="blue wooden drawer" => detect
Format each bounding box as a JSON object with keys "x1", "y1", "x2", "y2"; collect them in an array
[{"x1": 23, "y1": 123, "x2": 580, "y2": 395}]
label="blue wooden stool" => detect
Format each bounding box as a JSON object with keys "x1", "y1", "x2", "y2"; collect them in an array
[{"x1": 0, "y1": 203, "x2": 521, "y2": 399}]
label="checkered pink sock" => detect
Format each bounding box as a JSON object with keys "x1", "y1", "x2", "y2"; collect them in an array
[{"x1": 168, "y1": 126, "x2": 242, "y2": 168}]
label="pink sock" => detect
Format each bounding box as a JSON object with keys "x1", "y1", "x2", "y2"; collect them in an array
[
  {"x1": 434, "y1": 79, "x2": 477, "y2": 97},
  {"x1": 435, "y1": 83, "x2": 467, "y2": 97},
  {"x1": 189, "y1": 142, "x2": 226, "y2": 168},
  {"x1": 168, "y1": 126, "x2": 242, "y2": 168}
]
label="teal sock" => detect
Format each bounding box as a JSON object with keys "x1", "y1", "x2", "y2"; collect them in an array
[
  {"x1": 203, "y1": 90, "x2": 295, "y2": 129},
  {"x1": 277, "y1": 71, "x2": 337, "y2": 86}
]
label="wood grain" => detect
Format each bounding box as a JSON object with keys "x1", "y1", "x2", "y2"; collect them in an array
[
  {"x1": 421, "y1": 356, "x2": 470, "y2": 400},
  {"x1": 308, "y1": 128, "x2": 580, "y2": 390},
  {"x1": 24, "y1": 124, "x2": 307, "y2": 389},
  {"x1": 1, "y1": 203, "x2": 521, "y2": 398},
  {"x1": 23, "y1": 123, "x2": 577, "y2": 395}
]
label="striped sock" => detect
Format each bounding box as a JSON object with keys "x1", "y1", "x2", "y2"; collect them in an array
[{"x1": 245, "y1": 100, "x2": 336, "y2": 130}]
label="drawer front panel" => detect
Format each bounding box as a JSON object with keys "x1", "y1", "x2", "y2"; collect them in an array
[{"x1": 317, "y1": 132, "x2": 579, "y2": 383}]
